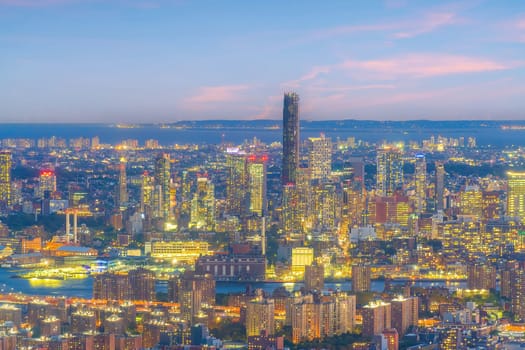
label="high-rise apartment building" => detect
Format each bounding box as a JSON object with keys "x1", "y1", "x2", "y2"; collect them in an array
[
  {"x1": 467, "y1": 262, "x2": 496, "y2": 290},
  {"x1": 128, "y1": 268, "x2": 156, "y2": 301},
  {"x1": 435, "y1": 161, "x2": 445, "y2": 211},
  {"x1": 246, "y1": 293, "x2": 275, "y2": 337},
  {"x1": 248, "y1": 155, "x2": 267, "y2": 216},
  {"x1": 141, "y1": 171, "x2": 154, "y2": 214},
  {"x1": 460, "y1": 185, "x2": 483, "y2": 220},
  {"x1": 226, "y1": 149, "x2": 248, "y2": 217},
  {"x1": 305, "y1": 264, "x2": 324, "y2": 292},
  {"x1": 376, "y1": 146, "x2": 403, "y2": 197},
  {"x1": 352, "y1": 265, "x2": 371, "y2": 292},
  {"x1": 117, "y1": 157, "x2": 128, "y2": 208},
  {"x1": 70, "y1": 310, "x2": 96, "y2": 334},
  {"x1": 0, "y1": 151, "x2": 11, "y2": 206},
  {"x1": 177, "y1": 271, "x2": 215, "y2": 325},
  {"x1": 503, "y1": 262, "x2": 525, "y2": 321},
  {"x1": 391, "y1": 296, "x2": 418, "y2": 337},
  {"x1": 154, "y1": 153, "x2": 171, "y2": 220},
  {"x1": 190, "y1": 176, "x2": 215, "y2": 231},
  {"x1": 37, "y1": 169, "x2": 57, "y2": 199},
  {"x1": 288, "y1": 292, "x2": 356, "y2": 344},
  {"x1": 507, "y1": 171, "x2": 525, "y2": 223},
  {"x1": 414, "y1": 154, "x2": 426, "y2": 215},
  {"x1": 282, "y1": 92, "x2": 300, "y2": 185},
  {"x1": 307, "y1": 134, "x2": 332, "y2": 182},
  {"x1": 362, "y1": 301, "x2": 391, "y2": 337}
]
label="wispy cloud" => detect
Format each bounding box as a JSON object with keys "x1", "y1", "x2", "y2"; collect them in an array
[
  {"x1": 185, "y1": 85, "x2": 250, "y2": 104},
  {"x1": 309, "y1": 10, "x2": 460, "y2": 41},
  {"x1": 286, "y1": 54, "x2": 512, "y2": 89},
  {"x1": 392, "y1": 12, "x2": 458, "y2": 39},
  {"x1": 284, "y1": 65, "x2": 331, "y2": 88},
  {"x1": 340, "y1": 54, "x2": 510, "y2": 79},
  {"x1": 510, "y1": 16, "x2": 525, "y2": 42},
  {"x1": 250, "y1": 94, "x2": 282, "y2": 119}
]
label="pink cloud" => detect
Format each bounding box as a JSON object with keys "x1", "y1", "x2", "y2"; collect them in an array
[
  {"x1": 309, "y1": 10, "x2": 460, "y2": 41},
  {"x1": 282, "y1": 65, "x2": 332, "y2": 88},
  {"x1": 309, "y1": 84, "x2": 397, "y2": 92},
  {"x1": 497, "y1": 16, "x2": 525, "y2": 43},
  {"x1": 393, "y1": 12, "x2": 458, "y2": 39},
  {"x1": 250, "y1": 94, "x2": 282, "y2": 119},
  {"x1": 185, "y1": 85, "x2": 250, "y2": 104},
  {"x1": 340, "y1": 54, "x2": 510, "y2": 79}
]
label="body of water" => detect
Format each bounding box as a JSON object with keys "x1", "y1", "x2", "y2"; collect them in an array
[
  {"x1": 0, "y1": 123, "x2": 524, "y2": 147},
  {"x1": 0, "y1": 268, "x2": 466, "y2": 299}
]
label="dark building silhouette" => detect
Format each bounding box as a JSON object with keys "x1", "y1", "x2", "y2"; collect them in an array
[{"x1": 282, "y1": 92, "x2": 300, "y2": 185}]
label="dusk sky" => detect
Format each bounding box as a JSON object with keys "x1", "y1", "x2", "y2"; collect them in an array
[{"x1": 1, "y1": 0, "x2": 525, "y2": 122}]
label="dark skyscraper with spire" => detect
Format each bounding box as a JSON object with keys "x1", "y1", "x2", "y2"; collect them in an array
[{"x1": 282, "y1": 92, "x2": 300, "y2": 185}]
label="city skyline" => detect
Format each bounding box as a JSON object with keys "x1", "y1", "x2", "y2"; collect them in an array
[{"x1": 1, "y1": 0, "x2": 525, "y2": 122}]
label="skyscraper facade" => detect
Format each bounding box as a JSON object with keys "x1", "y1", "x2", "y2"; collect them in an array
[
  {"x1": 507, "y1": 171, "x2": 525, "y2": 223},
  {"x1": 282, "y1": 92, "x2": 300, "y2": 185},
  {"x1": 246, "y1": 293, "x2": 275, "y2": 337},
  {"x1": 117, "y1": 157, "x2": 128, "y2": 209},
  {"x1": 435, "y1": 161, "x2": 445, "y2": 211},
  {"x1": 352, "y1": 264, "x2": 371, "y2": 292},
  {"x1": 226, "y1": 149, "x2": 248, "y2": 217},
  {"x1": 0, "y1": 151, "x2": 11, "y2": 206},
  {"x1": 307, "y1": 134, "x2": 332, "y2": 182},
  {"x1": 391, "y1": 296, "x2": 418, "y2": 337},
  {"x1": 38, "y1": 169, "x2": 57, "y2": 199},
  {"x1": 362, "y1": 301, "x2": 391, "y2": 337},
  {"x1": 154, "y1": 153, "x2": 171, "y2": 220},
  {"x1": 190, "y1": 176, "x2": 215, "y2": 231},
  {"x1": 247, "y1": 155, "x2": 267, "y2": 216},
  {"x1": 376, "y1": 146, "x2": 403, "y2": 197},
  {"x1": 414, "y1": 154, "x2": 426, "y2": 215},
  {"x1": 140, "y1": 171, "x2": 154, "y2": 214},
  {"x1": 283, "y1": 183, "x2": 300, "y2": 237}
]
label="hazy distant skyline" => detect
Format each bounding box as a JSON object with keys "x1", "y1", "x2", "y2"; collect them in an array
[{"x1": 1, "y1": 0, "x2": 524, "y2": 122}]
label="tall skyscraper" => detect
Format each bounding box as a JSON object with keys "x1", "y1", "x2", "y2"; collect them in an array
[
  {"x1": 435, "y1": 161, "x2": 445, "y2": 211},
  {"x1": 282, "y1": 183, "x2": 301, "y2": 237},
  {"x1": 140, "y1": 171, "x2": 154, "y2": 214},
  {"x1": 38, "y1": 169, "x2": 57, "y2": 199},
  {"x1": 117, "y1": 157, "x2": 128, "y2": 208},
  {"x1": 247, "y1": 155, "x2": 267, "y2": 216},
  {"x1": 282, "y1": 92, "x2": 300, "y2": 185},
  {"x1": 376, "y1": 146, "x2": 403, "y2": 197},
  {"x1": 154, "y1": 153, "x2": 171, "y2": 220},
  {"x1": 0, "y1": 151, "x2": 11, "y2": 206},
  {"x1": 307, "y1": 134, "x2": 332, "y2": 182},
  {"x1": 414, "y1": 154, "x2": 426, "y2": 215},
  {"x1": 190, "y1": 176, "x2": 215, "y2": 231},
  {"x1": 226, "y1": 148, "x2": 248, "y2": 217},
  {"x1": 507, "y1": 171, "x2": 525, "y2": 223}
]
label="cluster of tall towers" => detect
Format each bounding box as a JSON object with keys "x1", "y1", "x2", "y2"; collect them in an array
[
  {"x1": 139, "y1": 153, "x2": 176, "y2": 224},
  {"x1": 224, "y1": 149, "x2": 268, "y2": 232},
  {"x1": 281, "y1": 92, "x2": 337, "y2": 238}
]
